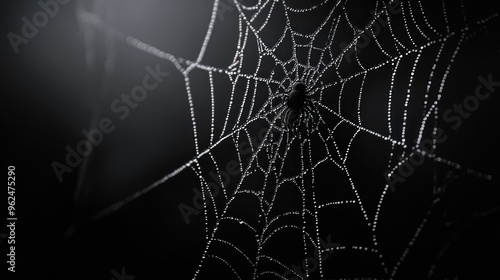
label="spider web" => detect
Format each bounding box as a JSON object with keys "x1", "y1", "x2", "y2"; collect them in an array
[{"x1": 75, "y1": 0, "x2": 499, "y2": 279}]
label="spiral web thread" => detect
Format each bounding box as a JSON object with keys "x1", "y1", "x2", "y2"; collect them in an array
[{"x1": 76, "y1": 0, "x2": 497, "y2": 279}]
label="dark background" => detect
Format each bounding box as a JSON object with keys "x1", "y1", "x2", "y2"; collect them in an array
[{"x1": 2, "y1": 1, "x2": 500, "y2": 279}]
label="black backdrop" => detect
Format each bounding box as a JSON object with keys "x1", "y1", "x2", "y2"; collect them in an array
[{"x1": 2, "y1": 1, "x2": 500, "y2": 279}]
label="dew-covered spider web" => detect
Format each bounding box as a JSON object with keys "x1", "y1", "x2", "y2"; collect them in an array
[{"x1": 75, "y1": 0, "x2": 499, "y2": 279}]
